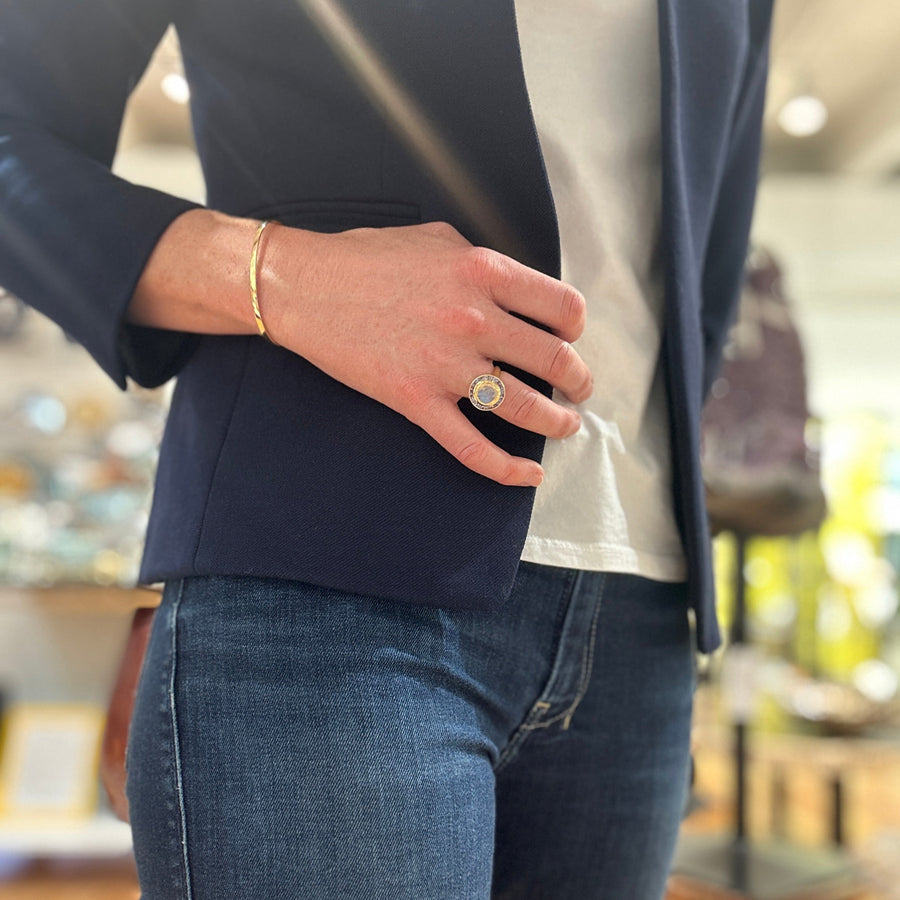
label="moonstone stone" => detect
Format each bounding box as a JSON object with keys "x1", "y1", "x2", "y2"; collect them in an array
[{"x1": 477, "y1": 384, "x2": 499, "y2": 405}]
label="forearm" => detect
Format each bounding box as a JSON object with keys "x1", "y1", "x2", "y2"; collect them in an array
[
  {"x1": 127, "y1": 211, "x2": 591, "y2": 487},
  {"x1": 0, "y1": 0, "x2": 191, "y2": 386},
  {"x1": 128, "y1": 208, "x2": 272, "y2": 336}
]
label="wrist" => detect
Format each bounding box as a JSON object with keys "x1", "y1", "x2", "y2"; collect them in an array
[
  {"x1": 255, "y1": 223, "x2": 338, "y2": 352},
  {"x1": 129, "y1": 208, "x2": 262, "y2": 336},
  {"x1": 249, "y1": 220, "x2": 280, "y2": 344}
]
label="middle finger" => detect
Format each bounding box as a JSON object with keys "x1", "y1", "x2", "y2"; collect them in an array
[{"x1": 483, "y1": 314, "x2": 593, "y2": 404}]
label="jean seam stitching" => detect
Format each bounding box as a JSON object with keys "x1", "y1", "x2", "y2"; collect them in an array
[
  {"x1": 521, "y1": 575, "x2": 605, "y2": 730},
  {"x1": 493, "y1": 568, "x2": 581, "y2": 773},
  {"x1": 167, "y1": 580, "x2": 193, "y2": 900},
  {"x1": 493, "y1": 703, "x2": 547, "y2": 774}
]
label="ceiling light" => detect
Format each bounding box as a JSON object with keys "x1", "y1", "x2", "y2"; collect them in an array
[
  {"x1": 161, "y1": 72, "x2": 190, "y2": 105},
  {"x1": 777, "y1": 94, "x2": 828, "y2": 138}
]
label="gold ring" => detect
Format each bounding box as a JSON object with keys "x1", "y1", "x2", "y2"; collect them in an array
[{"x1": 468, "y1": 366, "x2": 506, "y2": 411}]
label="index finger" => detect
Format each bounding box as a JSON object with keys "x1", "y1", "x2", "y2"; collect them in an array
[{"x1": 468, "y1": 248, "x2": 586, "y2": 343}]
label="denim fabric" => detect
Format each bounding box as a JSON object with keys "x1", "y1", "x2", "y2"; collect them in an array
[{"x1": 126, "y1": 563, "x2": 694, "y2": 899}]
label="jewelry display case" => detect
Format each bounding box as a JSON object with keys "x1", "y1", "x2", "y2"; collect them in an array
[{"x1": 0, "y1": 305, "x2": 165, "y2": 861}]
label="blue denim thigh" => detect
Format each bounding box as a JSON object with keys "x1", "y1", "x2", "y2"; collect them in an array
[
  {"x1": 125, "y1": 563, "x2": 692, "y2": 900},
  {"x1": 491, "y1": 572, "x2": 695, "y2": 900}
]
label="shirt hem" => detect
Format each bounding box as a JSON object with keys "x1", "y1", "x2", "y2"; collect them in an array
[{"x1": 521, "y1": 535, "x2": 687, "y2": 583}]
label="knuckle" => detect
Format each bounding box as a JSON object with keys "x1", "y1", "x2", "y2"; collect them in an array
[
  {"x1": 395, "y1": 375, "x2": 431, "y2": 409},
  {"x1": 458, "y1": 246, "x2": 505, "y2": 289},
  {"x1": 423, "y1": 220, "x2": 458, "y2": 240},
  {"x1": 455, "y1": 438, "x2": 490, "y2": 470},
  {"x1": 546, "y1": 339, "x2": 574, "y2": 382},
  {"x1": 436, "y1": 303, "x2": 489, "y2": 338},
  {"x1": 403, "y1": 392, "x2": 446, "y2": 435},
  {"x1": 506, "y1": 389, "x2": 540, "y2": 424}
]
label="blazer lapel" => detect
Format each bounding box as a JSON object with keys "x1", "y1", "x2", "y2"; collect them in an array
[
  {"x1": 300, "y1": 0, "x2": 559, "y2": 275},
  {"x1": 657, "y1": 0, "x2": 750, "y2": 267}
]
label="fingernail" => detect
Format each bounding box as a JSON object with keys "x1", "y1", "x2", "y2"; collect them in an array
[
  {"x1": 568, "y1": 414, "x2": 582, "y2": 435},
  {"x1": 520, "y1": 468, "x2": 543, "y2": 488}
]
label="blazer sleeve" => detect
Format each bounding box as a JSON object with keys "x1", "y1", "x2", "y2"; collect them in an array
[
  {"x1": 699, "y1": 0, "x2": 775, "y2": 397},
  {"x1": 0, "y1": 0, "x2": 202, "y2": 389}
]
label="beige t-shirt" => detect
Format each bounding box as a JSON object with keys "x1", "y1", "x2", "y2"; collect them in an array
[{"x1": 516, "y1": 0, "x2": 686, "y2": 582}]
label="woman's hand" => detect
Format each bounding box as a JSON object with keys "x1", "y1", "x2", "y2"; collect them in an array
[
  {"x1": 130, "y1": 212, "x2": 592, "y2": 487},
  {"x1": 261, "y1": 221, "x2": 592, "y2": 487}
]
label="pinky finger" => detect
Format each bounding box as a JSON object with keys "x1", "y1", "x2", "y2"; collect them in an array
[{"x1": 418, "y1": 403, "x2": 544, "y2": 487}]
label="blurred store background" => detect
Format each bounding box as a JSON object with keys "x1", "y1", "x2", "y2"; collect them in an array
[{"x1": 1, "y1": 3, "x2": 900, "y2": 898}]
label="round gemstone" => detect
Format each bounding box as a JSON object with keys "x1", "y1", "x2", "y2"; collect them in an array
[
  {"x1": 477, "y1": 383, "x2": 499, "y2": 405},
  {"x1": 469, "y1": 374, "x2": 505, "y2": 410}
]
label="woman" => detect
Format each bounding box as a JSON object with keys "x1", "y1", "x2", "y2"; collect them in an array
[{"x1": 0, "y1": 0, "x2": 773, "y2": 897}]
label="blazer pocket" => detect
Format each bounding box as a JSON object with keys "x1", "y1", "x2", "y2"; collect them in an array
[{"x1": 242, "y1": 198, "x2": 421, "y2": 233}]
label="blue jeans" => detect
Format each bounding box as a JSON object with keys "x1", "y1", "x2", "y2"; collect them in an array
[{"x1": 127, "y1": 563, "x2": 694, "y2": 899}]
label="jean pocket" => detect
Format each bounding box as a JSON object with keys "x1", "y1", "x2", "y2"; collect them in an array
[{"x1": 242, "y1": 198, "x2": 421, "y2": 233}]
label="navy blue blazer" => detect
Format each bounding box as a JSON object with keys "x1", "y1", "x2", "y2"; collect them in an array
[{"x1": 0, "y1": 0, "x2": 772, "y2": 652}]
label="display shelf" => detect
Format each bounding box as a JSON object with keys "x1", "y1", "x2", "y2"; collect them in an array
[{"x1": 0, "y1": 309, "x2": 169, "y2": 589}]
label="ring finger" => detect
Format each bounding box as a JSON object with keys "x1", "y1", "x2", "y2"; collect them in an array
[{"x1": 466, "y1": 367, "x2": 581, "y2": 440}]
